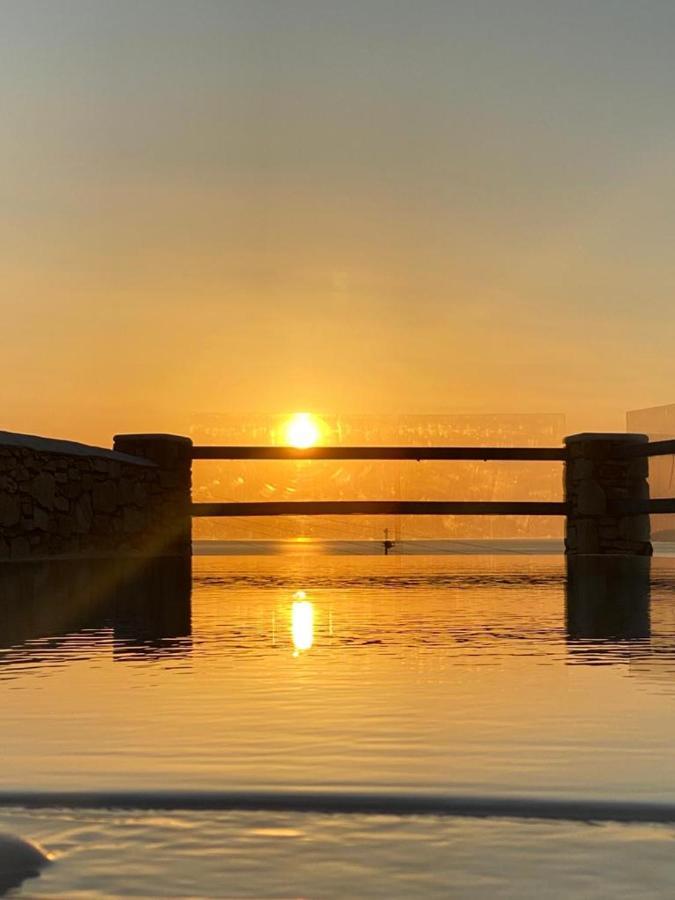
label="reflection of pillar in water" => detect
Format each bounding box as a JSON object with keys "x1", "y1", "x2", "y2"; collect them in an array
[
  {"x1": 112, "y1": 556, "x2": 192, "y2": 657},
  {"x1": 565, "y1": 555, "x2": 651, "y2": 641},
  {"x1": 0, "y1": 556, "x2": 193, "y2": 662}
]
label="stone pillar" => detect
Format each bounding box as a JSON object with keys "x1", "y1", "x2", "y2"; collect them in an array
[
  {"x1": 564, "y1": 433, "x2": 651, "y2": 557},
  {"x1": 113, "y1": 434, "x2": 193, "y2": 558}
]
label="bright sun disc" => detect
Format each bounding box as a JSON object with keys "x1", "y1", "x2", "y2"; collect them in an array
[{"x1": 285, "y1": 413, "x2": 320, "y2": 449}]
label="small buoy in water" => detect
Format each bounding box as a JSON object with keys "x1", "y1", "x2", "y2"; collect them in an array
[{"x1": 0, "y1": 832, "x2": 51, "y2": 894}]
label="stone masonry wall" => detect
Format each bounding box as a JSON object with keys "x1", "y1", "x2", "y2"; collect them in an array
[
  {"x1": 0, "y1": 431, "x2": 165, "y2": 560},
  {"x1": 564, "y1": 433, "x2": 651, "y2": 557}
]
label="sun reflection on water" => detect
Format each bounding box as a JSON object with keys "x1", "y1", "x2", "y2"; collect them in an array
[{"x1": 291, "y1": 592, "x2": 314, "y2": 656}]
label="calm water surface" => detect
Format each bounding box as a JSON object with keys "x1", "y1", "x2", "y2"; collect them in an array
[{"x1": 2, "y1": 551, "x2": 675, "y2": 896}]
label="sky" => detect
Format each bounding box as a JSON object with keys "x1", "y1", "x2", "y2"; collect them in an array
[{"x1": 2, "y1": 0, "x2": 675, "y2": 445}]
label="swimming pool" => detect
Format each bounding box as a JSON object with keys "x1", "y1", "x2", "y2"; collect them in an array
[{"x1": 2, "y1": 552, "x2": 675, "y2": 896}]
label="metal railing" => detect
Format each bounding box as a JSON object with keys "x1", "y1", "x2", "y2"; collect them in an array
[
  {"x1": 612, "y1": 440, "x2": 675, "y2": 514},
  {"x1": 190, "y1": 440, "x2": 675, "y2": 518},
  {"x1": 614, "y1": 439, "x2": 675, "y2": 460},
  {"x1": 190, "y1": 444, "x2": 565, "y2": 517},
  {"x1": 191, "y1": 445, "x2": 566, "y2": 461},
  {"x1": 192, "y1": 500, "x2": 566, "y2": 517}
]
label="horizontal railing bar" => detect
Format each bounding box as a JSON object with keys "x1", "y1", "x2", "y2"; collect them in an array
[
  {"x1": 615, "y1": 439, "x2": 675, "y2": 459},
  {"x1": 647, "y1": 498, "x2": 675, "y2": 514},
  {"x1": 612, "y1": 498, "x2": 675, "y2": 515},
  {"x1": 192, "y1": 501, "x2": 567, "y2": 517},
  {"x1": 192, "y1": 446, "x2": 566, "y2": 461}
]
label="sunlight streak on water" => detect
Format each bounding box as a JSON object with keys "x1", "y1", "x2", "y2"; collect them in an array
[{"x1": 291, "y1": 594, "x2": 314, "y2": 655}]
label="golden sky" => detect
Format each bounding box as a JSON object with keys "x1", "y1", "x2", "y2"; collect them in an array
[{"x1": 2, "y1": 1, "x2": 675, "y2": 446}]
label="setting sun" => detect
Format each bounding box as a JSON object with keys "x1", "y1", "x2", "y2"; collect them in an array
[{"x1": 284, "y1": 412, "x2": 320, "y2": 449}]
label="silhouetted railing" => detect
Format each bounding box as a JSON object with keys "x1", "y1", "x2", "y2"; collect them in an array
[
  {"x1": 191, "y1": 444, "x2": 565, "y2": 518},
  {"x1": 609, "y1": 440, "x2": 675, "y2": 515},
  {"x1": 634, "y1": 499, "x2": 675, "y2": 515},
  {"x1": 613, "y1": 439, "x2": 675, "y2": 459},
  {"x1": 192, "y1": 500, "x2": 567, "y2": 517},
  {"x1": 192, "y1": 445, "x2": 565, "y2": 461},
  {"x1": 190, "y1": 438, "x2": 675, "y2": 524}
]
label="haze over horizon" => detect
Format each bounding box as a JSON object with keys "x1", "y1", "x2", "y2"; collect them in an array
[{"x1": 3, "y1": 0, "x2": 675, "y2": 445}]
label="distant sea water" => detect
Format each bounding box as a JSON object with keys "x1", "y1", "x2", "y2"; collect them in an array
[{"x1": 194, "y1": 539, "x2": 675, "y2": 556}]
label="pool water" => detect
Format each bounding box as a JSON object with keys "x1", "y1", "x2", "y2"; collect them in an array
[
  {"x1": 2, "y1": 552, "x2": 675, "y2": 896},
  {"x1": 3, "y1": 806, "x2": 675, "y2": 899}
]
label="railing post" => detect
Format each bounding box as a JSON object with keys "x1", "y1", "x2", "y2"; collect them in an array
[
  {"x1": 113, "y1": 434, "x2": 193, "y2": 558},
  {"x1": 564, "y1": 433, "x2": 651, "y2": 556}
]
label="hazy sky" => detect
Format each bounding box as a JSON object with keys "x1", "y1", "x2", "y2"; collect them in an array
[{"x1": 2, "y1": 0, "x2": 675, "y2": 443}]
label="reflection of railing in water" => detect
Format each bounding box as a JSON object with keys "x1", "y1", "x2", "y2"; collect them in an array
[{"x1": 0, "y1": 557, "x2": 192, "y2": 664}]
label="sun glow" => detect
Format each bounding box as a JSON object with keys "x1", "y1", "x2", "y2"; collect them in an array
[{"x1": 284, "y1": 412, "x2": 320, "y2": 449}]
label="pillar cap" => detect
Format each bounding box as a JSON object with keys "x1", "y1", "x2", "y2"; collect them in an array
[{"x1": 564, "y1": 432, "x2": 648, "y2": 445}]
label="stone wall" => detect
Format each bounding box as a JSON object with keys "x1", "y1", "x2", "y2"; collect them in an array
[{"x1": 0, "y1": 431, "x2": 182, "y2": 560}]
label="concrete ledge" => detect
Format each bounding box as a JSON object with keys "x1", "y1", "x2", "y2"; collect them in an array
[{"x1": 0, "y1": 431, "x2": 155, "y2": 467}]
